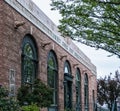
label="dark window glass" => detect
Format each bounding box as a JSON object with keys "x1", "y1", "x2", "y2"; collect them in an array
[
  {"x1": 21, "y1": 35, "x2": 37, "y2": 84},
  {"x1": 76, "y1": 68, "x2": 81, "y2": 111},
  {"x1": 64, "y1": 61, "x2": 72, "y2": 110},
  {"x1": 47, "y1": 51, "x2": 58, "y2": 105},
  {"x1": 64, "y1": 61, "x2": 71, "y2": 74},
  {"x1": 84, "y1": 74, "x2": 89, "y2": 111}
]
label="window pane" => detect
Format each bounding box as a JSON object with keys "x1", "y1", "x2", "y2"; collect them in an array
[
  {"x1": 64, "y1": 61, "x2": 71, "y2": 74},
  {"x1": 84, "y1": 74, "x2": 89, "y2": 111},
  {"x1": 48, "y1": 68, "x2": 55, "y2": 88},
  {"x1": 64, "y1": 66, "x2": 69, "y2": 73},
  {"x1": 48, "y1": 57, "x2": 55, "y2": 68},
  {"x1": 76, "y1": 69, "x2": 81, "y2": 111},
  {"x1": 24, "y1": 43, "x2": 34, "y2": 58}
]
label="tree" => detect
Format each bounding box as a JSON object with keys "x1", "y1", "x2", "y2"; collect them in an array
[
  {"x1": 97, "y1": 70, "x2": 120, "y2": 111},
  {"x1": 17, "y1": 79, "x2": 53, "y2": 108},
  {"x1": 51, "y1": 0, "x2": 120, "y2": 57}
]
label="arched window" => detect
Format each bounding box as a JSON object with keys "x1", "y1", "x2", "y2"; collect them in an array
[
  {"x1": 76, "y1": 68, "x2": 81, "y2": 111},
  {"x1": 64, "y1": 61, "x2": 71, "y2": 74},
  {"x1": 84, "y1": 73, "x2": 89, "y2": 111},
  {"x1": 64, "y1": 61, "x2": 73, "y2": 110},
  {"x1": 21, "y1": 35, "x2": 38, "y2": 84},
  {"x1": 47, "y1": 50, "x2": 58, "y2": 109}
]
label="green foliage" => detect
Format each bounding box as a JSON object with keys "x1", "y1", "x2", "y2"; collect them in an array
[
  {"x1": 0, "y1": 86, "x2": 8, "y2": 98},
  {"x1": 17, "y1": 79, "x2": 53, "y2": 108},
  {"x1": 21, "y1": 103, "x2": 39, "y2": 111},
  {"x1": 97, "y1": 70, "x2": 120, "y2": 111},
  {"x1": 0, "y1": 85, "x2": 20, "y2": 111},
  {"x1": 51, "y1": 0, "x2": 120, "y2": 57}
]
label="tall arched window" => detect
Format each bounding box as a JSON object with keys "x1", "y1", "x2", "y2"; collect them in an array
[
  {"x1": 21, "y1": 35, "x2": 38, "y2": 84},
  {"x1": 76, "y1": 68, "x2": 81, "y2": 111},
  {"x1": 64, "y1": 61, "x2": 73, "y2": 110},
  {"x1": 47, "y1": 50, "x2": 58, "y2": 110},
  {"x1": 84, "y1": 73, "x2": 89, "y2": 111}
]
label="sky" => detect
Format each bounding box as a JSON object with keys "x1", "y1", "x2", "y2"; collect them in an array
[{"x1": 32, "y1": 0, "x2": 120, "y2": 78}]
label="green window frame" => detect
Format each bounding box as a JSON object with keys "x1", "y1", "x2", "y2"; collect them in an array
[
  {"x1": 21, "y1": 35, "x2": 38, "y2": 84},
  {"x1": 84, "y1": 73, "x2": 89, "y2": 111},
  {"x1": 47, "y1": 50, "x2": 58, "y2": 106},
  {"x1": 76, "y1": 68, "x2": 81, "y2": 111}
]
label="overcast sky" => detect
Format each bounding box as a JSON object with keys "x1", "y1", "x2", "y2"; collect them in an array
[{"x1": 32, "y1": 0, "x2": 120, "y2": 78}]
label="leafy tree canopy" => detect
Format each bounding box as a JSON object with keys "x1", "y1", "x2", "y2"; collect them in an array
[
  {"x1": 51, "y1": 0, "x2": 120, "y2": 57},
  {"x1": 97, "y1": 70, "x2": 120, "y2": 111}
]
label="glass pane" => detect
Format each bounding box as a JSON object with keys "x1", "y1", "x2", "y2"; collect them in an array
[
  {"x1": 76, "y1": 73, "x2": 80, "y2": 81},
  {"x1": 64, "y1": 66, "x2": 69, "y2": 73},
  {"x1": 24, "y1": 43, "x2": 34, "y2": 58},
  {"x1": 23, "y1": 57, "x2": 34, "y2": 83},
  {"x1": 76, "y1": 70, "x2": 81, "y2": 110},
  {"x1": 64, "y1": 61, "x2": 71, "y2": 74},
  {"x1": 47, "y1": 51, "x2": 58, "y2": 106},
  {"x1": 48, "y1": 68, "x2": 55, "y2": 88},
  {"x1": 85, "y1": 74, "x2": 88, "y2": 84},
  {"x1": 84, "y1": 74, "x2": 88, "y2": 111},
  {"x1": 48, "y1": 57, "x2": 55, "y2": 68}
]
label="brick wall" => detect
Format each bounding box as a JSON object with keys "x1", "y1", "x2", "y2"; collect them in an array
[{"x1": 0, "y1": 1, "x2": 97, "y2": 111}]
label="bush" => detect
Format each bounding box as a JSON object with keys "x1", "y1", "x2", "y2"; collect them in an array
[
  {"x1": 0, "y1": 85, "x2": 20, "y2": 111},
  {"x1": 17, "y1": 79, "x2": 53, "y2": 108},
  {"x1": 21, "y1": 103, "x2": 39, "y2": 111}
]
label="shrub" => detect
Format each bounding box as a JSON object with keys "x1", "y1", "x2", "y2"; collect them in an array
[
  {"x1": 17, "y1": 79, "x2": 53, "y2": 108},
  {"x1": 0, "y1": 85, "x2": 20, "y2": 111},
  {"x1": 21, "y1": 103, "x2": 39, "y2": 111}
]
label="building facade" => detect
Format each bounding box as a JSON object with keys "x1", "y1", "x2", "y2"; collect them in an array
[{"x1": 0, "y1": 0, "x2": 97, "y2": 111}]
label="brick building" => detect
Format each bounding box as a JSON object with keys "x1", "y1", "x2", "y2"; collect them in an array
[{"x1": 0, "y1": 0, "x2": 97, "y2": 111}]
